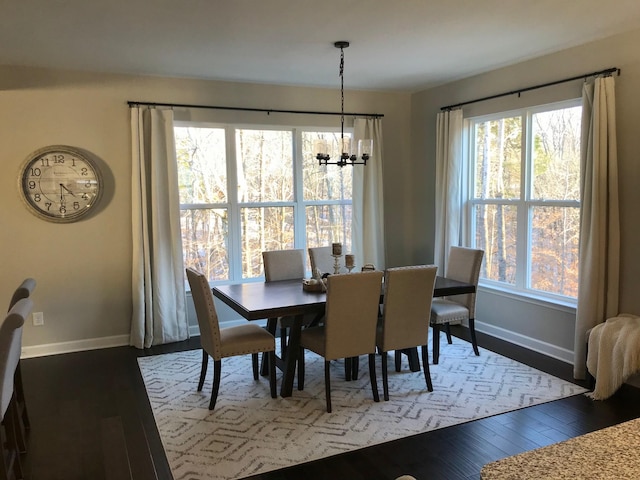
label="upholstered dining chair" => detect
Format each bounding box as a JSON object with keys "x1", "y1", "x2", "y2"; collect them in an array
[
  {"x1": 186, "y1": 268, "x2": 276, "y2": 410},
  {"x1": 7, "y1": 277, "x2": 36, "y2": 454},
  {"x1": 0, "y1": 297, "x2": 32, "y2": 480},
  {"x1": 377, "y1": 265, "x2": 438, "y2": 401},
  {"x1": 297, "y1": 270, "x2": 383, "y2": 413},
  {"x1": 308, "y1": 246, "x2": 336, "y2": 276},
  {"x1": 262, "y1": 249, "x2": 317, "y2": 355},
  {"x1": 430, "y1": 246, "x2": 484, "y2": 364}
]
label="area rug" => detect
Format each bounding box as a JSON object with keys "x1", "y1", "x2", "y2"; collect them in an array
[{"x1": 138, "y1": 335, "x2": 587, "y2": 480}]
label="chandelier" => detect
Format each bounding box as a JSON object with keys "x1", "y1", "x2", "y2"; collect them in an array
[{"x1": 315, "y1": 41, "x2": 373, "y2": 167}]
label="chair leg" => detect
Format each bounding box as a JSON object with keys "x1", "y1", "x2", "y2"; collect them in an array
[
  {"x1": 344, "y1": 357, "x2": 352, "y2": 381},
  {"x1": 469, "y1": 318, "x2": 480, "y2": 356},
  {"x1": 394, "y1": 350, "x2": 402, "y2": 372},
  {"x1": 269, "y1": 351, "x2": 277, "y2": 398},
  {"x1": 324, "y1": 360, "x2": 332, "y2": 413},
  {"x1": 381, "y1": 352, "x2": 389, "y2": 401},
  {"x1": 280, "y1": 326, "x2": 288, "y2": 356},
  {"x1": 445, "y1": 323, "x2": 453, "y2": 344},
  {"x1": 432, "y1": 324, "x2": 441, "y2": 364},
  {"x1": 252, "y1": 353, "x2": 259, "y2": 380},
  {"x1": 421, "y1": 345, "x2": 433, "y2": 392},
  {"x1": 297, "y1": 347, "x2": 305, "y2": 391},
  {"x1": 368, "y1": 353, "x2": 380, "y2": 403},
  {"x1": 261, "y1": 318, "x2": 278, "y2": 376},
  {"x1": 209, "y1": 359, "x2": 221, "y2": 410},
  {"x1": 198, "y1": 349, "x2": 208, "y2": 391},
  {"x1": 352, "y1": 356, "x2": 359, "y2": 380}
]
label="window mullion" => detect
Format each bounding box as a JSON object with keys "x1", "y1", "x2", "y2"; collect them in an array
[{"x1": 226, "y1": 126, "x2": 241, "y2": 282}]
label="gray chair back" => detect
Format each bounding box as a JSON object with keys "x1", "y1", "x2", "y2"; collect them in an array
[
  {"x1": 0, "y1": 298, "x2": 31, "y2": 416},
  {"x1": 186, "y1": 268, "x2": 223, "y2": 360},
  {"x1": 262, "y1": 249, "x2": 305, "y2": 281},
  {"x1": 8, "y1": 278, "x2": 36, "y2": 311},
  {"x1": 323, "y1": 271, "x2": 383, "y2": 360},
  {"x1": 380, "y1": 265, "x2": 438, "y2": 352},
  {"x1": 445, "y1": 247, "x2": 484, "y2": 318},
  {"x1": 308, "y1": 246, "x2": 335, "y2": 276}
]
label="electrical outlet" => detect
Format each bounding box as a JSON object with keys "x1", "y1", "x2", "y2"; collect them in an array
[{"x1": 32, "y1": 312, "x2": 44, "y2": 326}]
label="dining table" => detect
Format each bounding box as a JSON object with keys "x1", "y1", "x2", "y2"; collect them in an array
[{"x1": 212, "y1": 275, "x2": 476, "y2": 397}]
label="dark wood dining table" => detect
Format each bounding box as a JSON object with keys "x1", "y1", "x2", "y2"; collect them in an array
[{"x1": 212, "y1": 275, "x2": 475, "y2": 397}]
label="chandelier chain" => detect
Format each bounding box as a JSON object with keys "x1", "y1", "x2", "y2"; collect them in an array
[{"x1": 340, "y1": 46, "x2": 345, "y2": 140}]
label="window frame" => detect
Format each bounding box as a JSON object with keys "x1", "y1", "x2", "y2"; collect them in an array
[
  {"x1": 464, "y1": 98, "x2": 582, "y2": 307},
  {"x1": 175, "y1": 121, "x2": 353, "y2": 285}
]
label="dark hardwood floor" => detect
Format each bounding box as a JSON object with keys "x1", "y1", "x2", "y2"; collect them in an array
[{"x1": 18, "y1": 328, "x2": 640, "y2": 480}]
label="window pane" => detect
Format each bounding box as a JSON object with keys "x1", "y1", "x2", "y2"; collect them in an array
[
  {"x1": 175, "y1": 127, "x2": 227, "y2": 203},
  {"x1": 302, "y1": 132, "x2": 352, "y2": 201},
  {"x1": 241, "y1": 206, "x2": 295, "y2": 278},
  {"x1": 236, "y1": 129, "x2": 293, "y2": 202},
  {"x1": 305, "y1": 205, "x2": 352, "y2": 251},
  {"x1": 530, "y1": 206, "x2": 579, "y2": 296},
  {"x1": 181, "y1": 209, "x2": 229, "y2": 281},
  {"x1": 474, "y1": 117, "x2": 521, "y2": 200},
  {"x1": 474, "y1": 204, "x2": 517, "y2": 284},
  {"x1": 531, "y1": 107, "x2": 581, "y2": 201}
]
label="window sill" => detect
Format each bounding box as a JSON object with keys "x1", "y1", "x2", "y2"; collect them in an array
[{"x1": 477, "y1": 282, "x2": 577, "y2": 314}]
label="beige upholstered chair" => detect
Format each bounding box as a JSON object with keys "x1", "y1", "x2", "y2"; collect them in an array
[
  {"x1": 0, "y1": 297, "x2": 32, "y2": 480},
  {"x1": 308, "y1": 246, "x2": 336, "y2": 276},
  {"x1": 430, "y1": 247, "x2": 484, "y2": 364},
  {"x1": 297, "y1": 271, "x2": 383, "y2": 412},
  {"x1": 377, "y1": 265, "x2": 438, "y2": 401},
  {"x1": 262, "y1": 249, "x2": 316, "y2": 354},
  {"x1": 186, "y1": 268, "x2": 276, "y2": 410},
  {"x1": 7, "y1": 278, "x2": 36, "y2": 454}
]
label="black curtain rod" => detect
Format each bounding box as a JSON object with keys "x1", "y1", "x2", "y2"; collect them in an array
[
  {"x1": 127, "y1": 100, "x2": 384, "y2": 118},
  {"x1": 441, "y1": 67, "x2": 620, "y2": 111}
]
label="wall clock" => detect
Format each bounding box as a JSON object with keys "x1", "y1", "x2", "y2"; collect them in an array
[{"x1": 19, "y1": 145, "x2": 103, "y2": 223}]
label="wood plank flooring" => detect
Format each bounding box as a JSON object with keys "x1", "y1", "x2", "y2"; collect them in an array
[{"x1": 18, "y1": 328, "x2": 640, "y2": 480}]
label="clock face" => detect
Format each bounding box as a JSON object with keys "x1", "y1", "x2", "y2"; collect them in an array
[{"x1": 20, "y1": 146, "x2": 103, "y2": 223}]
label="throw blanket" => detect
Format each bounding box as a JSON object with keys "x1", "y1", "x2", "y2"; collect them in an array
[{"x1": 586, "y1": 314, "x2": 640, "y2": 400}]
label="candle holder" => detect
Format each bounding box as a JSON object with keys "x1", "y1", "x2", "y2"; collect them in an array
[
  {"x1": 332, "y1": 254, "x2": 342, "y2": 274},
  {"x1": 346, "y1": 265, "x2": 355, "y2": 274}
]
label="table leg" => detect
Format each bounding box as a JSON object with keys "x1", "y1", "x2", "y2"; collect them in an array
[
  {"x1": 280, "y1": 314, "x2": 303, "y2": 397},
  {"x1": 405, "y1": 348, "x2": 421, "y2": 372},
  {"x1": 261, "y1": 318, "x2": 278, "y2": 377}
]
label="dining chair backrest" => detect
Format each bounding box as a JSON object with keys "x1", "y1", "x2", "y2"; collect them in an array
[
  {"x1": 186, "y1": 268, "x2": 222, "y2": 360},
  {"x1": 8, "y1": 278, "x2": 36, "y2": 312},
  {"x1": 262, "y1": 249, "x2": 305, "y2": 282},
  {"x1": 308, "y1": 246, "x2": 335, "y2": 276},
  {"x1": 323, "y1": 271, "x2": 383, "y2": 360},
  {"x1": 445, "y1": 247, "x2": 484, "y2": 318},
  {"x1": 0, "y1": 298, "x2": 31, "y2": 417},
  {"x1": 379, "y1": 265, "x2": 438, "y2": 352}
]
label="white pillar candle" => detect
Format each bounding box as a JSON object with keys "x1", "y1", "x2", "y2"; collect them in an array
[
  {"x1": 345, "y1": 254, "x2": 355, "y2": 267},
  {"x1": 332, "y1": 243, "x2": 342, "y2": 256}
]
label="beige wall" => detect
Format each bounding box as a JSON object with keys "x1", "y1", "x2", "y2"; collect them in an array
[
  {"x1": 411, "y1": 28, "x2": 640, "y2": 361},
  {"x1": 1, "y1": 68, "x2": 411, "y2": 355}
]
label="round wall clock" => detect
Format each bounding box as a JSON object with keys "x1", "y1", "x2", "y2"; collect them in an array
[{"x1": 19, "y1": 145, "x2": 103, "y2": 223}]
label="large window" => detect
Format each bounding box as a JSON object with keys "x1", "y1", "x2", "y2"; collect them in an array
[
  {"x1": 175, "y1": 124, "x2": 352, "y2": 283},
  {"x1": 467, "y1": 100, "x2": 581, "y2": 300}
]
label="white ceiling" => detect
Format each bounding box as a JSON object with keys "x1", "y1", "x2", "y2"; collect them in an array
[{"x1": 3, "y1": 0, "x2": 640, "y2": 92}]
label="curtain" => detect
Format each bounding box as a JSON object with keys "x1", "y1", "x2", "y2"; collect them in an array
[
  {"x1": 130, "y1": 106, "x2": 189, "y2": 349},
  {"x1": 434, "y1": 109, "x2": 464, "y2": 272},
  {"x1": 352, "y1": 117, "x2": 385, "y2": 270},
  {"x1": 573, "y1": 75, "x2": 620, "y2": 379}
]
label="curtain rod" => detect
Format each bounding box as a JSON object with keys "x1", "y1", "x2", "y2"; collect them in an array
[
  {"x1": 440, "y1": 67, "x2": 620, "y2": 111},
  {"x1": 127, "y1": 100, "x2": 384, "y2": 118}
]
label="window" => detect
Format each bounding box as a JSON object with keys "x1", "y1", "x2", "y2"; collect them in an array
[
  {"x1": 467, "y1": 100, "x2": 581, "y2": 300},
  {"x1": 175, "y1": 124, "x2": 352, "y2": 283}
]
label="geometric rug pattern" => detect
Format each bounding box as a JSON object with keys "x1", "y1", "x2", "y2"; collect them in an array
[{"x1": 138, "y1": 335, "x2": 587, "y2": 480}]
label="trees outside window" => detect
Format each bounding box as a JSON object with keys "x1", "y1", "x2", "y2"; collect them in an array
[
  {"x1": 175, "y1": 124, "x2": 352, "y2": 283},
  {"x1": 468, "y1": 100, "x2": 581, "y2": 299}
]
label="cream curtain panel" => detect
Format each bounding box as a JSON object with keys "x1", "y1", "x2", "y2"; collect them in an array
[
  {"x1": 573, "y1": 75, "x2": 620, "y2": 379},
  {"x1": 130, "y1": 106, "x2": 189, "y2": 349},
  {"x1": 434, "y1": 109, "x2": 464, "y2": 272},
  {"x1": 352, "y1": 117, "x2": 385, "y2": 270}
]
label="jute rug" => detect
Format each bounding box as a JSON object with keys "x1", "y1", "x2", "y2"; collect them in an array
[{"x1": 138, "y1": 335, "x2": 587, "y2": 480}]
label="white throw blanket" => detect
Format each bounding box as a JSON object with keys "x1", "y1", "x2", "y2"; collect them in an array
[{"x1": 586, "y1": 314, "x2": 640, "y2": 400}]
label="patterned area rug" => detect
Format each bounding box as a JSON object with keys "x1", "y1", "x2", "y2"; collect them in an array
[{"x1": 138, "y1": 335, "x2": 587, "y2": 480}]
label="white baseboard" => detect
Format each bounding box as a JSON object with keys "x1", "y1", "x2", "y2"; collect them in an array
[
  {"x1": 475, "y1": 320, "x2": 574, "y2": 364},
  {"x1": 21, "y1": 334, "x2": 131, "y2": 359}
]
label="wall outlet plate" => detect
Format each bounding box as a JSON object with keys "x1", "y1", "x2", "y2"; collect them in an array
[{"x1": 32, "y1": 312, "x2": 44, "y2": 326}]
